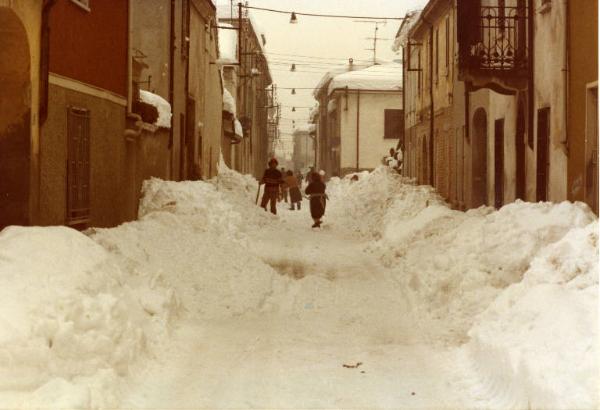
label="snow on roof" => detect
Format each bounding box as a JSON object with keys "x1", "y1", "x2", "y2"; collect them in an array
[
  {"x1": 234, "y1": 118, "x2": 243, "y2": 138},
  {"x1": 217, "y1": 23, "x2": 237, "y2": 65},
  {"x1": 309, "y1": 103, "x2": 320, "y2": 122},
  {"x1": 313, "y1": 62, "x2": 374, "y2": 98},
  {"x1": 392, "y1": 10, "x2": 422, "y2": 52},
  {"x1": 217, "y1": 5, "x2": 267, "y2": 52},
  {"x1": 293, "y1": 123, "x2": 316, "y2": 135},
  {"x1": 139, "y1": 90, "x2": 172, "y2": 128},
  {"x1": 223, "y1": 87, "x2": 236, "y2": 115},
  {"x1": 327, "y1": 63, "x2": 403, "y2": 95}
]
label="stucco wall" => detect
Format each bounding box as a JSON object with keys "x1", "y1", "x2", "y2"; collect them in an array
[
  {"x1": 533, "y1": 0, "x2": 568, "y2": 201},
  {"x1": 339, "y1": 91, "x2": 403, "y2": 173},
  {"x1": 40, "y1": 83, "x2": 130, "y2": 227}
]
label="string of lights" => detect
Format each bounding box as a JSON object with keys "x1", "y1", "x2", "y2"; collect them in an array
[{"x1": 242, "y1": 4, "x2": 404, "y2": 21}]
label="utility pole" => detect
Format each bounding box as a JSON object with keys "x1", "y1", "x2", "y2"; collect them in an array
[{"x1": 355, "y1": 20, "x2": 390, "y2": 64}]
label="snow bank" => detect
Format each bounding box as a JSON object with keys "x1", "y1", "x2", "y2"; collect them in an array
[
  {"x1": 465, "y1": 222, "x2": 598, "y2": 409},
  {"x1": 0, "y1": 227, "x2": 150, "y2": 408},
  {"x1": 328, "y1": 166, "x2": 598, "y2": 408},
  {"x1": 328, "y1": 63, "x2": 403, "y2": 94},
  {"x1": 139, "y1": 90, "x2": 172, "y2": 128}
]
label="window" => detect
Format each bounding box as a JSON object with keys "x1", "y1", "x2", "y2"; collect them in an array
[
  {"x1": 70, "y1": 0, "x2": 90, "y2": 12},
  {"x1": 384, "y1": 109, "x2": 404, "y2": 139},
  {"x1": 67, "y1": 106, "x2": 91, "y2": 227}
]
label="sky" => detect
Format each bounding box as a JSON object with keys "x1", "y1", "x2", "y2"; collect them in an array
[{"x1": 216, "y1": 0, "x2": 427, "y2": 148}]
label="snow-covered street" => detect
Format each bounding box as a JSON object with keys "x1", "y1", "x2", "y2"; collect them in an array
[{"x1": 0, "y1": 166, "x2": 597, "y2": 409}]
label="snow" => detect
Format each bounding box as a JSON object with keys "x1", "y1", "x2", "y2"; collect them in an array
[
  {"x1": 293, "y1": 123, "x2": 316, "y2": 134},
  {"x1": 217, "y1": 23, "x2": 237, "y2": 65},
  {"x1": 0, "y1": 164, "x2": 597, "y2": 408},
  {"x1": 234, "y1": 118, "x2": 243, "y2": 138},
  {"x1": 139, "y1": 90, "x2": 172, "y2": 128},
  {"x1": 328, "y1": 63, "x2": 403, "y2": 95},
  {"x1": 392, "y1": 10, "x2": 422, "y2": 52},
  {"x1": 222, "y1": 87, "x2": 236, "y2": 115}
]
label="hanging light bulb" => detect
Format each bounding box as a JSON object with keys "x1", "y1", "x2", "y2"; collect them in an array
[
  {"x1": 291, "y1": 88, "x2": 296, "y2": 95},
  {"x1": 292, "y1": 107, "x2": 296, "y2": 112},
  {"x1": 290, "y1": 64, "x2": 296, "y2": 72},
  {"x1": 290, "y1": 12, "x2": 298, "y2": 24}
]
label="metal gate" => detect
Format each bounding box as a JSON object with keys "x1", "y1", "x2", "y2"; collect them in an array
[{"x1": 66, "y1": 106, "x2": 91, "y2": 227}]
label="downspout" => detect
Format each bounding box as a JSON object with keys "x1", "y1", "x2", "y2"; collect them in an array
[
  {"x1": 424, "y1": 18, "x2": 435, "y2": 187},
  {"x1": 182, "y1": 0, "x2": 190, "y2": 180},
  {"x1": 562, "y1": 0, "x2": 570, "y2": 155},
  {"x1": 356, "y1": 90, "x2": 361, "y2": 171},
  {"x1": 168, "y1": 0, "x2": 175, "y2": 176},
  {"x1": 527, "y1": 0, "x2": 534, "y2": 159},
  {"x1": 402, "y1": 46, "x2": 407, "y2": 176},
  {"x1": 40, "y1": 0, "x2": 57, "y2": 124}
]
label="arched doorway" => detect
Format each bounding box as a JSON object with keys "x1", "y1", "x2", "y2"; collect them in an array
[
  {"x1": 472, "y1": 108, "x2": 488, "y2": 207},
  {"x1": 0, "y1": 8, "x2": 31, "y2": 228}
]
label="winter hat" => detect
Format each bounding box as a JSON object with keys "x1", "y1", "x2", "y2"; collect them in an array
[{"x1": 268, "y1": 158, "x2": 278, "y2": 166}]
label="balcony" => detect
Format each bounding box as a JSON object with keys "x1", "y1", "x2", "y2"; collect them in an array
[{"x1": 458, "y1": 1, "x2": 530, "y2": 93}]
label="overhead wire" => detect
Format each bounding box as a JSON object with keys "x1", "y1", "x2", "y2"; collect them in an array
[{"x1": 242, "y1": 4, "x2": 404, "y2": 21}]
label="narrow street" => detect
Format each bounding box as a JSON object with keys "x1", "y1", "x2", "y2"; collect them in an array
[{"x1": 120, "y1": 199, "x2": 471, "y2": 409}]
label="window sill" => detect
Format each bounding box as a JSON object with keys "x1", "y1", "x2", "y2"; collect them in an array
[{"x1": 70, "y1": 0, "x2": 91, "y2": 13}]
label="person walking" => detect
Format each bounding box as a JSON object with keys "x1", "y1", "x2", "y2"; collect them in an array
[
  {"x1": 305, "y1": 171, "x2": 327, "y2": 228},
  {"x1": 260, "y1": 158, "x2": 283, "y2": 215},
  {"x1": 280, "y1": 167, "x2": 289, "y2": 203},
  {"x1": 284, "y1": 170, "x2": 302, "y2": 210}
]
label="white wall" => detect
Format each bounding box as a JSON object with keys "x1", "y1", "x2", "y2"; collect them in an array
[
  {"x1": 338, "y1": 91, "x2": 402, "y2": 171},
  {"x1": 532, "y1": 0, "x2": 568, "y2": 201}
]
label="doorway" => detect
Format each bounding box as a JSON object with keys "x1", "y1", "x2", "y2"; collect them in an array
[
  {"x1": 0, "y1": 8, "x2": 31, "y2": 228},
  {"x1": 515, "y1": 99, "x2": 526, "y2": 199},
  {"x1": 536, "y1": 107, "x2": 550, "y2": 202},
  {"x1": 472, "y1": 108, "x2": 488, "y2": 207},
  {"x1": 494, "y1": 119, "x2": 505, "y2": 208}
]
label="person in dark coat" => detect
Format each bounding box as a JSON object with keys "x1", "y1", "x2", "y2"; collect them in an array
[
  {"x1": 260, "y1": 158, "x2": 283, "y2": 215},
  {"x1": 305, "y1": 172, "x2": 327, "y2": 228}
]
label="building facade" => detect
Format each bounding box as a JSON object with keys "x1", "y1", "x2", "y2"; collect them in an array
[
  {"x1": 0, "y1": 0, "x2": 43, "y2": 229},
  {"x1": 314, "y1": 64, "x2": 403, "y2": 177},
  {"x1": 399, "y1": 0, "x2": 597, "y2": 212}
]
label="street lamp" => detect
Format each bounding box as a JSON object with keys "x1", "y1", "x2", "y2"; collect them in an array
[{"x1": 291, "y1": 88, "x2": 296, "y2": 95}]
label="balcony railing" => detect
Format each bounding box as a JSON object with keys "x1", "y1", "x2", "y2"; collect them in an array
[{"x1": 458, "y1": 2, "x2": 529, "y2": 78}]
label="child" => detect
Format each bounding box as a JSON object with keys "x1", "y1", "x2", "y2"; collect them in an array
[
  {"x1": 285, "y1": 170, "x2": 302, "y2": 210},
  {"x1": 305, "y1": 172, "x2": 327, "y2": 228}
]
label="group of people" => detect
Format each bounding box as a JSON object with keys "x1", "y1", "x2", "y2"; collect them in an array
[{"x1": 259, "y1": 159, "x2": 327, "y2": 228}]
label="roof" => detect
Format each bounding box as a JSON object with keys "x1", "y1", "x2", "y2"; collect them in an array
[
  {"x1": 313, "y1": 62, "x2": 372, "y2": 98},
  {"x1": 392, "y1": 10, "x2": 422, "y2": 52},
  {"x1": 327, "y1": 63, "x2": 403, "y2": 95}
]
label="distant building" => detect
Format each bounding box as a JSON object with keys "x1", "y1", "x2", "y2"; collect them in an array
[
  {"x1": 313, "y1": 64, "x2": 403, "y2": 176},
  {"x1": 292, "y1": 124, "x2": 316, "y2": 173}
]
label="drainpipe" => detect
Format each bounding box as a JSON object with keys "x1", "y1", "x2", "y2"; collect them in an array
[
  {"x1": 562, "y1": 0, "x2": 570, "y2": 155},
  {"x1": 168, "y1": 0, "x2": 175, "y2": 170},
  {"x1": 423, "y1": 17, "x2": 435, "y2": 187},
  {"x1": 527, "y1": 0, "x2": 534, "y2": 161},
  {"x1": 40, "y1": 0, "x2": 57, "y2": 124},
  {"x1": 402, "y1": 46, "x2": 407, "y2": 177},
  {"x1": 356, "y1": 90, "x2": 361, "y2": 171}
]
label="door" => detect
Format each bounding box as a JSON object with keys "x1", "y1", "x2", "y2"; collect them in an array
[
  {"x1": 186, "y1": 97, "x2": 197, "y2": 179},
  {"x1": 494, "y1": 119, "x2": 505, "y2": 208},
  {"x1": 66, "y1": 107, "x2": 91, "y2": 228},
  {"x1": 515, "y1": 99, "x2": 526, "y2": 199},
  {"x1": 472, "y1": 108, "x2": 488, "y2": 207},
  {"x1": 536, "y1": 107, "x2": 550, "y2": 202},
  {"x1": 585, "y1": 86, "x2": 598, "y2": 214}
]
